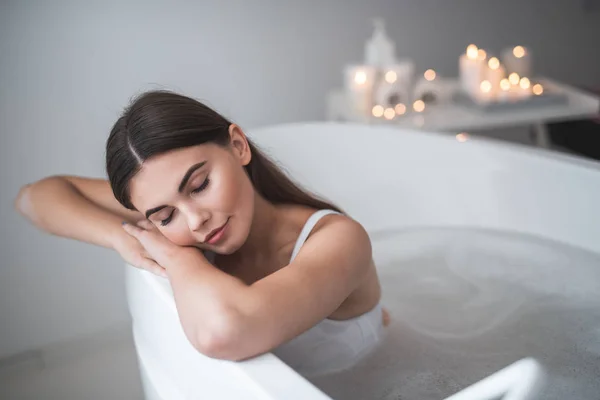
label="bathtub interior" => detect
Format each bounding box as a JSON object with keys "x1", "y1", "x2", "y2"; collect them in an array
[
  {"x1": 308, "y1": 227, "x2": 600, "y2": 399},
  {"x1": 127, "y1": 123, "x2": 600, "y2": 399}
]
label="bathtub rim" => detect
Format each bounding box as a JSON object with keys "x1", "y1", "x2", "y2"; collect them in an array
[{"x1": 127, "y1": 265, "x2": 333, "y2": 400}]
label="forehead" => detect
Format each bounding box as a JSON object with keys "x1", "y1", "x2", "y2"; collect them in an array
[{"x1": 128, "y1": 144, "x2": 224, "y2": 209}]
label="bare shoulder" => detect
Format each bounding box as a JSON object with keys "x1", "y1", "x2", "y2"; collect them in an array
[
  {"x1": 314, "y1": 211, "x2": 369, "y2": 237},
  {"x1": 306, "y1": 212, "x2": 372, "y2": 260}
]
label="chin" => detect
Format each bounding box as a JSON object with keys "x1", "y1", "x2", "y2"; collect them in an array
[{"x1": 218, "y1": 236, "x2": 245, "y2": 255}]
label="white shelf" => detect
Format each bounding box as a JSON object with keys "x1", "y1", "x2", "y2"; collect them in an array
[{"x1": 327, "y1": 78, "x2": 600, "y2": 134}]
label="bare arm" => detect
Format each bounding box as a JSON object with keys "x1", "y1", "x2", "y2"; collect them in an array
[
  {"x1": 127, "y1": 214, "x2": 372, "y2": 361},
  {"x1": 14, "y1": 176, "x2": 143, "y2": 249}
]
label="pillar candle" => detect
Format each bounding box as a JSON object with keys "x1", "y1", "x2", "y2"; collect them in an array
[
  {"x1": 485, "y1": 57, "x2": 506, "y2": 95},
  {"x1": 344, "y1": 65, "x2": 377, "y2": 116},
  {"x1": 501, "y1": 46, "x2": 532, "y2": 78},
  {"x1": 459, "y1": 44, "x2": 486, "y2": 97}
]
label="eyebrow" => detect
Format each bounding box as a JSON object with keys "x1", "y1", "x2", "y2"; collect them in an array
[{"x1": 144, "y1": 161, "x2": 207, "y2": 219}]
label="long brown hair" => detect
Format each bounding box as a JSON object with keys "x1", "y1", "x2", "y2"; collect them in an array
[{"x1": 105, "y1": 90, "x2": 341, "y2": 213}]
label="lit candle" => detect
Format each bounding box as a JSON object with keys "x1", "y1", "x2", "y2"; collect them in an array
[
  {"x1": 373, "y1": 63, "x2": 414, "y2": 109},
  {"x1": 413, "y1": 100, "x2": 425, "y2": 113},
  {"x1": 459, "y1": 44, "x2": 486, "y2": 97},
  {"x1": 383, "y1": 107, "x2": 396, "y2": 120},
  {"x1": 508, "y1": 72, "x2": 520, "y2": 86},
  {"x1": 344, "y1": 65, "x2": 377, "y2": 116},
  {"x1": 414, "y1": 69, "x2": 444, "y2": 105},
  {"x1": 424, "y1": 69, "x2": 436, "y2": 81},
  {"x1": 516, "y1": 77, "x2": 532, "y2": 99},
  {"x1": 385, "y1": 70, "x2": 397, "y2": 84},
  {"x1": 372, "y1": 104, "x2": 384, "y2": 118},
  {"x1": 485, "y1": 57, "x2": 505, "y2": 96},
  {"x1": 394, "y1": 103, "x2": 407, "y2": 116},
  {"x1": 501, "y1": 45, "x2": 532, "y2": 78},
  {"x1": 475, "y1": 80, "x2": 494, "y2": 103},
  {"x1": 497, "y1": 78, "x2": 513, "y2": 102},
  {"x1": 477, "y1": 49, "x2": 487, "y2": 61}
]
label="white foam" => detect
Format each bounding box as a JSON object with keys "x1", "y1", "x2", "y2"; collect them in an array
[{"x1": 307, "y1": 228, "x2": 600, "y2": 400}]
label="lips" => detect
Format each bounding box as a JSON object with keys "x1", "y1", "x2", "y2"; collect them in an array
[{"x1": 203, "y1": 219, "x2": 229, "y2": 245}]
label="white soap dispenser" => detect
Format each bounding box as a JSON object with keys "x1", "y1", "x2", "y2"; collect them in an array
[{"x1": 365, "y1": 18, "x2": 396, "y2": 67}]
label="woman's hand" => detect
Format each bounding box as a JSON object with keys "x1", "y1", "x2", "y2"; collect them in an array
[
  {"x1": 121, "y1": 220, "x2": 196, "y2": 272},
  {"x1": 112, "y1": 226, "x2": 168, "y2": 278}
]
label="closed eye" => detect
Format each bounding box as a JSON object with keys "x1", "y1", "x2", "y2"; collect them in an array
[
  {"x1": 160, "y1": 210, "x2": 174, "y2": 226},
  {"x1": 159, "y1": 177, "x2": 210, "y2": 227},
  {"x1": 191, "y1": 177, "x2": 210, "y2": 194}
]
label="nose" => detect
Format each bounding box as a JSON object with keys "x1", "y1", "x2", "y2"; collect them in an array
[{"x1": 183, "y1": 208, "x2": 210, "y2": 233}]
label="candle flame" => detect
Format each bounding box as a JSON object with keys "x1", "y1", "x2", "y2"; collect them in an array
[
  {"x1": 533, "y1": 83, "x2": 544, "y2": 95},
  {"x1": 394, "y1": 103, "x2": 407, "y2": 115},
  {"x1": 477, "y1": 49, "x2": 487, "y2": 61},
  {"x1": 488, "y1": 57, "x2": 500, "y2": 70},
  {"x1": 384, "y1": 108, "x2": 395, "y2": 120},
  {"x1": 480, "y1": 80, "x2": 492, "y2": 93},
  {"x1": 424, "y1": 69, "x2": 436, "y2": 81},
  {"x1": 354, "y1": 71, "x2": 367, "y2": 85},
  {"x1": 500, "y1": 79, "x2": 511, "y2": 91},
  {"x1": 372, "y1": 105, "x2": 384, "y2": 117},
  {"x1": 513, "y1": 46, "x2": 526, "y2": 58},
  {"x1": 466, "y1": 44, "x2": 478, "y2": 60},
  {"x1": 519, "y1": 77, "x2": 531, "y2": 89},
  {"x1": 385, "y1": 70, "x2": 397, "y2": 84},
  {"x1": 413, "y1": 100, "x2": 425, "y2": 112},
  {"x1": 509, "y1": 72, "x2": 520, "y2": 85}
]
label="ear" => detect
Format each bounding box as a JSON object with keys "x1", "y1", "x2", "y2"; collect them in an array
[{"x1": 228, "y1": 124, "x2": 252, "y2": 166}]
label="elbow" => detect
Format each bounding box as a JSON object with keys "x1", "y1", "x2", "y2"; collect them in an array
[
  {"x1": 14, "y1": 183, "x2": 34, "y2": 218},
  {"x1": 14, "y1": 177, "x2": 62, "y2": 221},
  {"x1": 189, "y1": 308, "x2": 249, "y2": 361},
  {"x1": 193, "y1": 331, "x2": 235, "y2": 361}
]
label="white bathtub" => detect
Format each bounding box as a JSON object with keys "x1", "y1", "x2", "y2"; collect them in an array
[{"x1": 126, "y1": 122, "x2": 600, "y2": 399}]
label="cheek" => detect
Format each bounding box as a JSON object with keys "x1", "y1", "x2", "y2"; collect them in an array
[
  {"x1": 161, "y1": 228, "x2": 196, "y2": 247},
  {"x1": 209, "y1": 164, "x2": 254, "y2": 214},
  {"x1": 228, "y1": 166, "x2": 255, "y2": 218}
]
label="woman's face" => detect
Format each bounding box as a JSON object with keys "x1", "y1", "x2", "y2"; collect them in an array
[{"x1": 128, "y1": 125, "x2": 255, "y2": 254}]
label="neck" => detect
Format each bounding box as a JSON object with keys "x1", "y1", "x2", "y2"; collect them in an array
[{"x1": 237, "y1": 193, "x2": 286, "y2": 259}]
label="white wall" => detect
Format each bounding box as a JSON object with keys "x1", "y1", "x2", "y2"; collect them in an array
[{"x1": 1, "y1": 0, "x2": 599, "y2": 359}]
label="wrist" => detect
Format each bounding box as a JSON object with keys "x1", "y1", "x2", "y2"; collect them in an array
[
  {"x1": 108, "y1": 225, "x2": 131, "y2": 250},
  {"x1": 166, "y1": 247, "x2": 207, "y2": 271}
]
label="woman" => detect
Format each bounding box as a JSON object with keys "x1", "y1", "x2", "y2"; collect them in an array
[{"x1": 14, "y1": 91, "x2": 389, "y2": 376}]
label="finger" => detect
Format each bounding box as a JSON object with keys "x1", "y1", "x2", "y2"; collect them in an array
[
  {"x1": 382, "y1": 308, "x2": 391, "y2": 327},
  {"x1": 136, "y1": 219, "x2": 154, "y2": 231},
  {"x1": 140, "y1": 257, "x2": 168, "y2": 278},
  {"x1": 122, "y1": 221, "x2": 144, "y2": 238}
]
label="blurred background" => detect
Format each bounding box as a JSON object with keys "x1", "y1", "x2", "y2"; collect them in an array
[{"x1": 1, "y1": 1, "x2": 599, "y2": 398}]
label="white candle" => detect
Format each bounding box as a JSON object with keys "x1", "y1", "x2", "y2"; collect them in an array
[
  {"x1": 459, "y1": 44, "x2": 486, "y2": 97},
  {"x1": 516, "y1": 77, "x2": 532, "y2": 99},
  {"x1": 497, "y1": 78, "x2": 513, "y2": 102},
  {"x1": 474, "y1": 80, "x2": 494, "y2": 103},
  {"x1": 344, "y1": 65, "x2": 377, "y2": 116},
  {"x1": 485, "y1": 57, "x2": 505, "y2": 95},
  {"x1": 501, "y1": 46, "x2": 532, "y2": 78}
]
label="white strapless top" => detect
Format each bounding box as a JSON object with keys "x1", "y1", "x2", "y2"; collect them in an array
[{"x1": 271, "y1": 209, "x2": 385, "y2": 377}]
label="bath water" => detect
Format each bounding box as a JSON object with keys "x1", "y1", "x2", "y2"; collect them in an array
[{"x1": 307, "y1": 228, "x2": 600, "y2": 399}]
